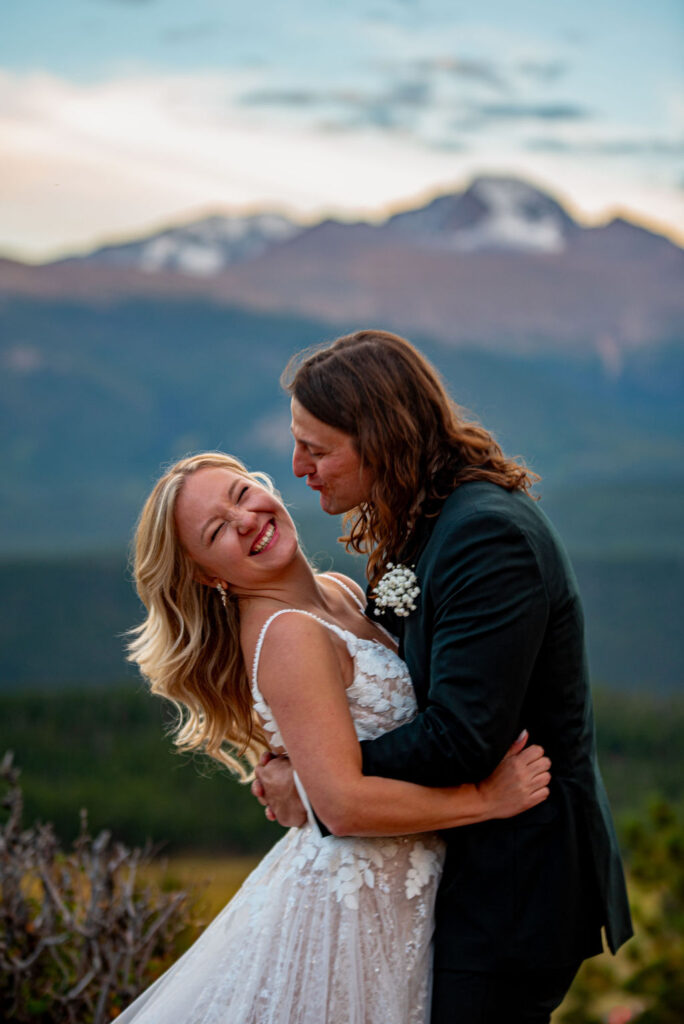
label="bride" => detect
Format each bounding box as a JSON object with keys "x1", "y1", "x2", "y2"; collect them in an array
[{"x1": 121, "y1": 452, "x2": 551, "y2": 1024}]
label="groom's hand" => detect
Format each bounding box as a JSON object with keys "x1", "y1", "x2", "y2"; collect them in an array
[
  {"x1": 251, "y1": 752, "x2": 308, "y2": 827},
  {"x1": 477, "y1": 730, "x2": 552, "y2": 819}
]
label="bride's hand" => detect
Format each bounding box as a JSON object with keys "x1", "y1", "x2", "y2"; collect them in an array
[
  {"x1": 477, "y1": 730, "x2": 551, "y2": 819},
  {"x1": 252, "y1": 753, "x2": 308, "y2": 828}
]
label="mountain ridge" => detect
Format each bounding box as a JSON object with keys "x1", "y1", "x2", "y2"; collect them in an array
[
  {"x1": 50, "y1": 175, "x2": 684, "y2": 268},
  {"x1": 1, "y1": 175, "x2": 681, "y2": 360}
]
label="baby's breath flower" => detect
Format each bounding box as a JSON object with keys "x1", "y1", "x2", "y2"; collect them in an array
[{"x1": 372, "y1": 563, "x2": 420, "y2": 618}]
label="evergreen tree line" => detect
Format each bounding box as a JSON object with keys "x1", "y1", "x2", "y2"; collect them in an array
[{"x1": 1, "y1": 685, "x2": 681, "y2": 855}]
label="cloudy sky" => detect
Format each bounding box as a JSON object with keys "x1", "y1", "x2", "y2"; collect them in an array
[{"x1": 2, "y1": 0, "x2": 683, "y2": 260}]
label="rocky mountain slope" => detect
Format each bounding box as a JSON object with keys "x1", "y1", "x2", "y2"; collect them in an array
[{"x1": 2, "y1": 176, "x2": 681, "y2": 363}]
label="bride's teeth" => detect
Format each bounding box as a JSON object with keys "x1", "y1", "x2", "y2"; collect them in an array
[{"x1": 252, "y1": 522, "x2": 275, "y2": 553}]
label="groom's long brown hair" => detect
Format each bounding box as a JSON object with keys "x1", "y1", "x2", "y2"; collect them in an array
[{"x1": 282, "y1": 329, "x2": 539, "y2": 587}]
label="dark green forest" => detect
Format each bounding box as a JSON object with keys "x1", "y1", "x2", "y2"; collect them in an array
[
  {"x1": 1, "y1": 685, "x2": 681, "y2": 855},
  {"x1": 1, "y1": 542, "x2": 682, "y2": 693},
  {"x1": 0, "y1": 686, "x2": 280, "y2": 854}
]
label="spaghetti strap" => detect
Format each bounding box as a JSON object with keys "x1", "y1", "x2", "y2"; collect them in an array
[
  {"x1": 319, "y1": 573, "x2": 366, "y2": 612},
  {"x1": 251, "y1": 608, "x2": 349, "y2": 690},
  {"x1": 320, "y1": 572, "x2": 399, "y2": 647}
]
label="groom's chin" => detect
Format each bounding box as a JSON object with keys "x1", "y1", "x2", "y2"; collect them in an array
[{"x1": 318, "y1": 493, "x2": 342, "y2": 516}]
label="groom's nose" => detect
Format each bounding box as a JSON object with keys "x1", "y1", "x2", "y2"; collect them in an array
[{"x1": 292, "y1": 443, "x2": 314, "y2": 478}]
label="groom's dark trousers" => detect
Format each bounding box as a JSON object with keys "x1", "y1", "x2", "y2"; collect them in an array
[
  {"x1": 430, "y1": 962, "x2": 582, "y2": 1024},
  {"x1": 360, "y1": 482, "x2": 632, "y2": 1022}
]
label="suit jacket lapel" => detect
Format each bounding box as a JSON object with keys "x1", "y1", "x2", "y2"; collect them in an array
[
  {"x1": 364, "y1": 510, "x2": 440, "y2": 657},
  {"x1": 404, "y1": 511, "x2": 439, "y2": 568}
]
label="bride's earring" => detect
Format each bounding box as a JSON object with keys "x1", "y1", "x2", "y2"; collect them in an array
[{"x1": 216, "y1": 583, "x2": 228, "y2": 610}]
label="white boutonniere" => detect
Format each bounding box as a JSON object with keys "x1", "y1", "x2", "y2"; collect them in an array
[{"x1": 372, "y1": 563, "x2": 420, "y2": 618}]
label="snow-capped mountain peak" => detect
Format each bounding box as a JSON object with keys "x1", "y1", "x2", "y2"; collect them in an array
[
  {"x1": 455, "y1": 177, "x2": 572, "y2": 253},
  {"x1": 387, "y1": 175, "x2": 575, "y2": 254},
  {"x1": 66, "y1": 212, "x2": 303, "y2": 277}
]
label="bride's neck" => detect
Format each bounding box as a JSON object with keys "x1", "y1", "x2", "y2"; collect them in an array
[{"x1": 235, "y1": 552, "x2": 327, "y2": 617}]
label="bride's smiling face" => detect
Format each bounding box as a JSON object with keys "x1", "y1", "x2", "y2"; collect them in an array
[{"x1": 174, "y1": 466, "x2": 299, "y2": 592}]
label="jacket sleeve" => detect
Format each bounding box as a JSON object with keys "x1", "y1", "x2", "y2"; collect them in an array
[{"x1": 360, "y1": 510, "x2": 550, "y2": 787}]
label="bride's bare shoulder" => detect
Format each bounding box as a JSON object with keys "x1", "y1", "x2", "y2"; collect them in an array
[
  {"x1": 242, "y1": 605, "x2": 336, "y2": 671},
  {"x1": 318, "y1": 571, "x2": 366, "y2": 608}
]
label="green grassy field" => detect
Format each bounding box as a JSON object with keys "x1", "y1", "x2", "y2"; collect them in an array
[{"x1": 141, "y1": 854, "x2": 261, "y2": 921}]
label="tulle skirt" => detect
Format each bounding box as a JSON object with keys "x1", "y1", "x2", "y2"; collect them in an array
[{"x1": 117, "y1": 823, "x2": 445, "y2": 1024}]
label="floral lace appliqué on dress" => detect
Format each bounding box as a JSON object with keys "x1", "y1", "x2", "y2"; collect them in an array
[{"x1": 116, "y1": 593, "x2": 445, "y2": 1024}]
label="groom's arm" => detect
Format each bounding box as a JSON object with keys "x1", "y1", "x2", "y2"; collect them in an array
[{"x1": 361, "y1": 510, "x2": 549, "y2": 788}]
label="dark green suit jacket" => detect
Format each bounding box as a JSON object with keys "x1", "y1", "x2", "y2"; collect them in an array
[{"x1": 361, "y1": 482, "x2": 632, "y2": 971}]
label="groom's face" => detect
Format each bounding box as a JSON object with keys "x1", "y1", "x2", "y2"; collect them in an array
[{"x1": 290, "y1": 398, "x2": 374, "y2": 515}]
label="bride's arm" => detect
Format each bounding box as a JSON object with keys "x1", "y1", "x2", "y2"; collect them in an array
[{"x1": 255, "y1": 614, "x2": 550, "y2": 838}]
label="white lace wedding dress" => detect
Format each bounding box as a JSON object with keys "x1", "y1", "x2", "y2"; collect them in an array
[{"x1": 118, "y1": 582, "x2": 446, "y2": 1024}]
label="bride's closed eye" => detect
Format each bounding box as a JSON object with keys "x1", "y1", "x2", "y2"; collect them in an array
[
  {"x1": 210, "y1": 522, "x2": 225, "y2": 543},
  {"x1": 210, "y1": 486, "x2": 250, "y2": 542}
]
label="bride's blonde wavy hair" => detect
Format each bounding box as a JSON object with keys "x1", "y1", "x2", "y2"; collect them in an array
[{"x1": 127, "y1": 453, "x2": 272, "y2": 780}]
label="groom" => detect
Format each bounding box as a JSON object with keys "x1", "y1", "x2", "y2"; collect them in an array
[{"x1": 255, "y1": 330, "x2": 632, "y2": 1023}]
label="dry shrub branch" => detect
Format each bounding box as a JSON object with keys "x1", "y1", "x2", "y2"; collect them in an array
[{"x1": 0, "y1": 752, "x2": 197, "y2": 1023}]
